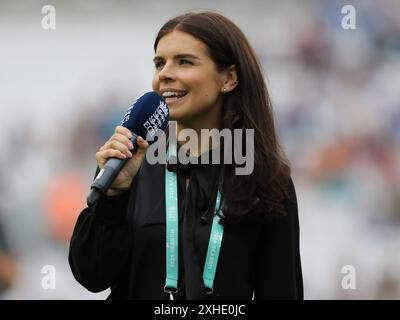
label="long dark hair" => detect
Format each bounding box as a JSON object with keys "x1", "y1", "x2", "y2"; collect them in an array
[{"x1": 155, "y1": 11, "x2": 292, "y2": 223}]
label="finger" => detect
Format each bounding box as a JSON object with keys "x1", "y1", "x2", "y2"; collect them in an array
[
  {"x1": 110, "y1": 133, "x2": 134, "y2": 150},
  {"x1": 115, "y1": 125, "x2": 133, "y2": 139},
  {"x1": 102, "y1": 140, "x2": 133, "y2": 158},
  {"x1": 96, "y1": 149, "x2": 127, "y2": 165},
  {"x1": 96, "y1": 149, "x2": 126, "y2": 170}
]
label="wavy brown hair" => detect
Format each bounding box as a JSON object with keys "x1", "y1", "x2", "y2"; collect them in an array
[{"x1": 155, "y1": 11, "x2": 292, "y2": 223}]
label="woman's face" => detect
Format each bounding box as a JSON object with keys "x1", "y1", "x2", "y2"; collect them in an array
[{"x1": 152, "y1": 30, "x2": 225, "y2": 125}]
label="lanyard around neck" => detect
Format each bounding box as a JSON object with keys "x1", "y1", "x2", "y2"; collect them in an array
[{"x1": 164, "y1": 143, "x2": 224, "y2": 299}]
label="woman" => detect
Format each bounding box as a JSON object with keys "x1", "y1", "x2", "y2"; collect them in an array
[{"x1": 69, "y1": 11, "x2": 303, "y2": 300}]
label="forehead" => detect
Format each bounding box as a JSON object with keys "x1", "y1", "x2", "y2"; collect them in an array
[{"x1": 155, "y1": 30, "x2": 208, "y2": 57}]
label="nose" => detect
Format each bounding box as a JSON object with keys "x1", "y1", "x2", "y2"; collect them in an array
[{"x1": 158, "y1": 62, "x2": 176, "y2": 83}]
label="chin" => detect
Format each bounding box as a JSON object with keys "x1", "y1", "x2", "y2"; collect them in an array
[
  {"x1": 168, "y1": 111, "x2": 179, "y2": 121},
  {"x1": 168, "y1": 107, "x2": 187, "y2": 122}
]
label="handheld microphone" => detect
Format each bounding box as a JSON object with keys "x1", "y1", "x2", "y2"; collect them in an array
[{"x1": 87, "y1": 92, "x2": 169, "y2": 206}]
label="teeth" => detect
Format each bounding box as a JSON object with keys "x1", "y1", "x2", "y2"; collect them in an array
[{"x1": 162, "y1": 91, "x2": 187, "y2": 98}]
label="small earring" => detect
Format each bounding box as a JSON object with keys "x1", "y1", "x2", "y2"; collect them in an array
[{"x1": 222, "y1": 88, "x2": 226, "y2": 93}]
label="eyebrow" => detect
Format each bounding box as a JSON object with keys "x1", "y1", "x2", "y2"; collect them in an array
[{"x1": 153, "y1": 53, "x2": 201, "y2": 62}]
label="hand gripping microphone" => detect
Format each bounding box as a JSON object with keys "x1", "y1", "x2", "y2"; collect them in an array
[{"x1": 87, "y1": 92, "x2": 169, "y2": 206}]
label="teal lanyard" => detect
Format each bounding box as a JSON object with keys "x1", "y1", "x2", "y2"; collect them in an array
[{"x1": 164, "y1": 143, "x2": 224, "y2": 299}]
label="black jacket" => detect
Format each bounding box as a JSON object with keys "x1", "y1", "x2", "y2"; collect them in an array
[{"x1": 69, "y1": 155, "x2": 303, "y2": 300}]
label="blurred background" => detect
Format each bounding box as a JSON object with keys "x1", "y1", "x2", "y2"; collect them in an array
[{"x1": 0, "y1": 0, "x2": 399, "y2": 299}]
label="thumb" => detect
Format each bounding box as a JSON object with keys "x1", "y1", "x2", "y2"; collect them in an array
[{"x1": 135, "y1": 136, "x2": 149, "y2": 155}]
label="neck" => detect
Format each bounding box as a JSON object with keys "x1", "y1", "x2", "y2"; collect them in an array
[{"x1": 176, "y1": 111, "x2": 222, "y2": 158}]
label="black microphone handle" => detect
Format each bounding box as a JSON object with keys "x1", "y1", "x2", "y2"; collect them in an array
[{"x1": 87, "y1": 132, "x2": 138, "y2": 206}]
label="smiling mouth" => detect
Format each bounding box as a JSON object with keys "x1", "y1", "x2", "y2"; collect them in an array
[{"x1": 161, "y1": 91, "x2": 188, "y2": 104}]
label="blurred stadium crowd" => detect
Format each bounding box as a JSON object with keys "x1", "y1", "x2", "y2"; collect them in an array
[{"x1": 0, "y1": 0, "x2": 399, "y2": 299}]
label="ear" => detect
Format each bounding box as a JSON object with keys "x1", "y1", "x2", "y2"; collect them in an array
[{"x1": 220, "y1": 65, "x2": 238, "y2": 93}]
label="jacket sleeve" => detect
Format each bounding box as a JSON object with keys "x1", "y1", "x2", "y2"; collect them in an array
[
  {"x1": 254, "y1": 178, "x2": 304, "y2": 299},
  {"x1": 68, "y1": 184, "x2": 135, "y2": 293}
]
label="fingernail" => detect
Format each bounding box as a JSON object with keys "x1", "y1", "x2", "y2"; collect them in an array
[
  {"x1": 138, "y1": 136, "x2": 143, "y2": 143},
  {"x1": 128, "y1": 142, "x2": 134, "y2": 150}
]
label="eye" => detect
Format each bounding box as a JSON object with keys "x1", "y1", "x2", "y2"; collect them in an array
[
  {"x1": 179, "y1": 59, "x2": 193, "y2": 66},
  {"x1": 154, "y1": 60, "x2": 165, "y2": 70}
]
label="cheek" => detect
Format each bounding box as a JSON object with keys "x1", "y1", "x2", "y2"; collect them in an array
[
  {"x1": 188, "y1": 72, "x2": 220, "y2": 95},
  {"x1": 151, "y1": 75, "x2": 159, "y2": 91},
  {"x1": 188, "y1": 72, "x2": 204, "y2": 85}
]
